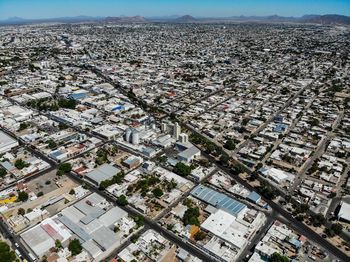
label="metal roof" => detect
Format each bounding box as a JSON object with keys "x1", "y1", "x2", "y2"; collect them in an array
[
  {"x1": 85, "y1": 164, "x2": 121, "y2": 184},
  {"x1": 178, "y1": 146, "x2": 200, "y2": 159},
  {"x1": 58, "y1": 214, "x2": 91, "y2": 242},
  {"x1": 74, "y1": 201, "x2": 105, "y2": 218},
  {"x1": 91, "y1": 226, "x2": 118, "y2": 250},
  {"x1": 98, "y1": 206, "x2": 127, "y2": 228},
  {"x1": 191, "y1": 185, "x2": 246, "y2": 217},
  {"x1": 247, "y1": 191, "x2": 261, "y2": 203}
]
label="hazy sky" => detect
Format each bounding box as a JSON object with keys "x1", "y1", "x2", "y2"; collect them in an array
[{"x1": 1, "y1": 0, "x2": 349, "y2": 20}]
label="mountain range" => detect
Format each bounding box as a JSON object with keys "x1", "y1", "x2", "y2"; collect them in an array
[{"x1": 1, "y1": 14, "x2": 350, "y2": 25}]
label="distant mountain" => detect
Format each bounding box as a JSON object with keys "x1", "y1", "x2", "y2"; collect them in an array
[
  {"x1": 174, "y1": 15, "x2": 197, "y2": 23},
  {"x1": 0, "y1": 15, "x2": 103, "y2": 25},
  {"x1": 5, "y1": 16, "x2": 27, "y2": 22},
  {"x1": 148, "y1": 15, "x2": 181, "y2": 20},
  {"x1": 105, "y1": 16, "x2": 148, "y2": 23},
  {"x1": 300, "y1": 14, "x2": 350, "y2": 25},
  {"x1": 1, "y1": 14, "x2": 350, "y2": 26},
  {"x1": 264, "y1": 15, "x2": 296, "y2": 21}
]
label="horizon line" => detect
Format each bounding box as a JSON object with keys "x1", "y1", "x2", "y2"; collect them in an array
[{"x1": 2, "y1": 12, "x2": 349, "y2": 21}]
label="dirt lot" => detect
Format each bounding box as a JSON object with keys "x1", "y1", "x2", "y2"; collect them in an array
[
  {"x1": 26, "y1": 170, "x2": 59, "y2": 195},
  {"x1": 4, "y1": 173, "x2": 79, "y2": 219}
]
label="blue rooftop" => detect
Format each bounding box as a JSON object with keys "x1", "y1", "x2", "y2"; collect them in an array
[
  {"x1": 273, "y1": 123, "x2": 288, "y2": 133},
  {"x1": 247, "y1": 191, "x2": 261, "y2": 203},
  {"x1": 112, "y1": 105, "x2": 124, "y2": 111},
  {"x1": 50, "y1": 150, "x2": 63, "y2": 158},
  {"x1": 191, "y1": 185, "x2": 246, "y2": 217},
  {"x1": 69, "y1": 92, "x2": 87, "y2": 100},
  {"x1": 1, "y1": 161, "x2": 14, "y2": 171},
  {"x1": 289, "y1": 238, "x2": 302, "y2": 249}
]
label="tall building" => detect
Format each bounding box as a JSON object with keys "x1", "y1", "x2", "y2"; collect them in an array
[
  {"x1": 161, "y1": 123, "x2": 168, "y2": 133},
  {"x1": 179, "y1": 133, "x2": 188, "y2": 143},
  {"x1": 173, "y1": 122, "x2": 181, "y2": 140}
]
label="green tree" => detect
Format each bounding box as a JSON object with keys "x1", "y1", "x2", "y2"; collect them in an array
[
  {"x1": 0, "y1": 168, "x2": 7, "y2": 178},
  {"x1": 47, "y1": 139, "x2": 57, "y2": 149},
  {"x1": 17, "y1": 208, "x2": 25, "y2": 216},
  {"x1": 224, "y1": 139, "x2": 236, "y2": 150},
  {"x1": 55, "y1": 239, "x2": 62, "y2": 249},
  {"x1": 99, "y1": 172, "x2": 125, "y2": 190},
  {"x1": 219, "y1": 154, "x2": 230, "y2": 166},
  {"x1": 173, "y1": 162, "x2": 192, "y2": 177},
  {"x1": 132, "y1": 215, "x2": 144, "y2": 228},
  {"x1": 58, "y1": 98, "x2": 77, "y2": 109},
  {"x1": 270, "y1": 252, "x2": 289, "y2": 262},
  {"x1": 68, "y1": 239, "x2": 82, "y2": 256},
  {"x1": 57, "y1": 163, "x2": 72, "y2": 176},
  {"x1": 0, "y1": 240, "x2": 17, "y2": 262},
  {"x1": 18, "y1": 122, "x2": 29, "y2": 131},
  {"x1": 152, "y1": 187, "x2": 163, "y2": 198},
  {"x1": 17, "y1": 191, "x2": 29, "y2": 202},
  {"x1": 310, "y1": 214, "x2": 326, "y2": 227},
  {"x1": 116, "y1": 195, "x2": 128, "y2": 206},
  {"x1": 14, "y1": 159, "x2": 29, "y2": 170},
  {"x1": 183, "y1": 206, "x2": 200, "y2": 226},
  {"x1": 130, "y1": 233, "x2": 139, "y2": 243},
  {"x1": 194, "y1": 231, "x2": 206, "y2": 241},
  {"x1": 331, "y1": 223, "x2": 343, "y2": 235}
]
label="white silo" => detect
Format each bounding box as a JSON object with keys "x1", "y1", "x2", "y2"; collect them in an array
[
  {"x1": 131, "y1": 131, "x2": 140, "y2": 145},
  {"x1": 125, "y1": 128, "x2": 132, "y2": 143}
]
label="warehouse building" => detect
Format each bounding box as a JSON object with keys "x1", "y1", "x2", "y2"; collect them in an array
[
  {"x1": 21, "y1": 193, "x2": 129, "y2": 261},
  {"x1": 0, "y1": 131, "x2": 19, "y2": 154},
  {"x1": 191, "y1": 185, "x2": 247, "y2": 217},
  {"x1": 337, "y1": 201, "x2": 350, "y2": 223},
  {"x1": 84, "y1": 163, "x2": 121, "y2": 186}
]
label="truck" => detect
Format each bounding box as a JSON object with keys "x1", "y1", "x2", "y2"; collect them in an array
[
  {"x1": 15, "y1": 249, "x2": 22, "y2": 258},
  {"x1": 29, "y1": 253, "x2": 37, "y2": 262}
]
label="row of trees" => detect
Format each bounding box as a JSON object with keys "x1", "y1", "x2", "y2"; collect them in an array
[
  {"x1": 26, "y1": 97, "x2": 77, "y2": 111},
  {"x1": 56, "y1": 163, "x2": 72, "y2": 176},
  {"x1": 190, "y1": 133, "x2": 223, "y2": 157},
  {"x1": 173, "y1": 162, "x2": 193, "y2": 177},
  {"x1": 0, "y1": 241, "x2": 19, "y2": 262},
  {"x1": 99, "y1": 171, "x2": 125, "y2": 190},
  {"x1": 14, "y1": 159, "x2": 30, "y2": 170},
  {"x1": 182, "y1": 199, "x2": 200, "y2": 226}
]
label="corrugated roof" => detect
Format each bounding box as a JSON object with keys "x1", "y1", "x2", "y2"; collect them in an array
[
  {"x1": 91, "y1": 226, "x2": 118, "y2": 250},
  {"x1": 99, "y1": 206, "x2": 127, "y2": 228},
  {"x1": 74, "y1": 200, "x2": 105, "y2": 218},
  {"x1": 58, "y1": 214, "x2": 91, "y2": 242},
  {"x1": 85, "y1": 164, "x2": 121, "y2": 184},
  {"x1": 82, "y1": 239, "x2": 103, "y2": 258},
  {"x1": 247, "y1": 191, "x2": 261, "y2": 203},
  {"x1": 178, "y1": 146, "x2": 200, "y2": 159},
  {"x1": 191, "y1": 185, "x2": 246, "y2": 217}
]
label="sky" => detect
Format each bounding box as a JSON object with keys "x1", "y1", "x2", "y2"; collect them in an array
[{"x1": 0, "y1": 0, "x2": 350, "y2": 20}]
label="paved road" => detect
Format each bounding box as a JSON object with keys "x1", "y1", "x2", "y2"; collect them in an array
[
  {"x1": 200, "y1": 151, "x2": 350, "y2": 262},
  {"x1": 65, "y1": 171, "x2": 216, "y2": 262},
  {"x1": 88, "y1": 66, "x2": 349, "y2": 261},
  {"x1": 237, "y1": 213, "x2": 276, "y2": 261},
  {"x1": 0, "y1": 219, "x2": 35, "y2": 262},
  {"x1": 233, "y1": 83, "x2": 311, "y2": 155},
  {"x1": 290, "y1": 110, "x2": 344, "y2": 193}
]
